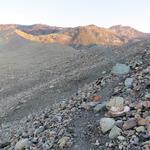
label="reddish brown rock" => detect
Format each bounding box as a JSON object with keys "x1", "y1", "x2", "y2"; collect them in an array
[
  {"x1": 137, "y1": 118, "x2": 150, "y2": 126},
  {"x1": 123, "y1": 118, "x2": 137, "y2": 130},
  {"x1": 90, "y1": 95, "x2": 102, "y2": 102}
]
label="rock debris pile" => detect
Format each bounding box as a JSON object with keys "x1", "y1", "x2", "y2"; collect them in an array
[{"x1": 0, "y1": 49, "x2": 150, "y2": 150}]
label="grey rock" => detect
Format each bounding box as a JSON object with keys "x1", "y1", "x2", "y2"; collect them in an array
[
  {"x1": 81, "y1": 102, "x2": 99, "y2": 110},
  {"x1": 49, "y1": 131, "x2": 57, "y2": 137},
  {"x1": 142, "y1": 140, "x2": 150, "y2": 145},
  {"x1": 32, "y1": 137, "x2": 38, "y2": 144},
  {"x1": 109, "y1": 126, "x2": 122, "y2": 139},
  {"x1": 94, "y1": 140, "x2": 100, "y2": 146},
  {"x1": 116, "y1": 120, "x2": 124, "y2": 128},
  {"x1": 42, "y1": 143, "x2": 50, "y2": 150},
  {"x1": 145, "y1": 93, "x2": 150, "y2": 99},
  {"x1": 124, "y1": 130, "x2": 135, "y2": 136},
  {"x1": 0, "y1": 142, "x2": 11, "y2": 149},
  {"x1": 93, "y1": 102, "x2": 106, "y2": 112},
  {"x1": 123, "y1": 141, "x2": 128, "y2": 145},
  {"x1": 22, "y1": 132, "x2": 29, "y2": 138},
  {"x1": 33, "y1": 120, "x2": 41, "y2": 128},
  {"x1": 8, "y1": 147, "x2": 15, "y2": 150},
  {"x1": 145, "y1": 116, "x2": 150, "y2": 120},
  {"x1": 100, "y1": 118, "x2": 115, "y2": 133},
  {"x1": 143, "y1": 66, "x2": 150, "y2": 73},
  {"x1": 46, "y1": 140, "x2": 54, "y2": 148},
  {"x1": 112, "y1": 63, "x2": 130, "y2": 75},
  {"x1": 124, "y1": 78, "x2": 133, "y2": 87},
  {"x1": 2, "y1": 122, "x2": 11, "y2": 129},
  {"x1": 34, "y1": 126, "x2": 45, "y2": 135},
  {"x1": 135, "y1": 126, "x2": 145, "y2": 133},
  {"x1": 118, "y1": 144, "x2": 124, "y2": 150},
  {"x1": 123, "y1": 118, "x2": 137, "y2": 130},
  {"x1": 60, "y1": 101, "x2": 67, "y2": 109},
  {"x1": 130, "y1": 135, "x2": 139, "y2": 145},
  {"x1": 117, "y1": 136, "x2": 126, "y2": 141}
]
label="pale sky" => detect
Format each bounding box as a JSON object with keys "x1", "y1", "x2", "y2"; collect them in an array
[{"x1": 0, "y1": 0, "x2": 150, "y2": 32}]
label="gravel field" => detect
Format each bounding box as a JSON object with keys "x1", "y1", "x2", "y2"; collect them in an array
[{"x1": 0, "y1": 34, "x2": 150, "y2": 149}]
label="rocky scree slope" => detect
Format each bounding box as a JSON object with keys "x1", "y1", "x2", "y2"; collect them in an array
[{"x1": 0, "y1": 45, "x2": 150, "y2": 150}]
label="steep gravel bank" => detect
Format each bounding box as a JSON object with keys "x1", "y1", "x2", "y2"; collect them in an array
[
  {"x1": 1, "y1": 39, "x2": 148, "y2": 121},
  {"x1": 0, "y1": 43, "x2": 149, "y2": 149}
]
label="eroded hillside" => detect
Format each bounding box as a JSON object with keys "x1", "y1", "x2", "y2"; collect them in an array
[{"x1": 0, "y1": 24, "x2": 148, "y2": 47}]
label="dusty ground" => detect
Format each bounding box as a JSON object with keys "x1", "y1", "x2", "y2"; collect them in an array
[
  {"x1": 0, "y1": 37, "x2": 149, "y2": 123},
  {"x1": 0, "y1": 37, "x2": 150, "y2": 149}
]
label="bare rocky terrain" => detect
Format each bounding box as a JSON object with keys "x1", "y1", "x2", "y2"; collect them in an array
[{"x1": 0, "y1": 24, "x2": 150, "y2": 149}]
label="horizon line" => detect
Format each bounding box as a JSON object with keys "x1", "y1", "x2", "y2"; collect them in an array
[{"x1": 0, "y1": 23, "x2": 148, "y2": 33}]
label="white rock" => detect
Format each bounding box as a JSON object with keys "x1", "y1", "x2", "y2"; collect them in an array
[
  {"x1": 109, "y1": 106, "x2": 130, "y2": 117},
  {"x1": 117, "y1": 136, "x2": 126, "y2": 141},
  {"x1": 106, "y1": 97, "x2": 124, "y2": 109},
  {"x1": 15, "y1": 139, "x2": 29, "y2": 150},
  {"x1": 58, "y1": 136, "x2": 70, "y2": 149},
  {"x1": 135, "y1": 126, "x2": 145, "y2": 132}
]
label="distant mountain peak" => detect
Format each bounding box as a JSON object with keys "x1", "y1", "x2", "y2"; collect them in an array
[
  {"x1": 0, "y1": 24, "x2": 148, "y2": 47},
  {"x1": 109, "y1": 25, "x2": 144, "y2": 40},
  {"x1": 109, "y1": 24, "x2": 136, "y2": 30},
  {"x1": 85, "y1": 24, "x2": 98, "y2": 28},
  {"x1": 110, "y1": 24, "x2": 124, "y2": 28}
]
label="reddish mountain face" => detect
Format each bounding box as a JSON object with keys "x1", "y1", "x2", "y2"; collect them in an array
[{"x1": 0, "y1": 24, "x2": 148, "y2": 47}]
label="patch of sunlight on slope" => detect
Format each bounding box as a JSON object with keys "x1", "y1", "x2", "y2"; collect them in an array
[{"x1": 15, "y1": 29, "x2": 71, "y2": 44}]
